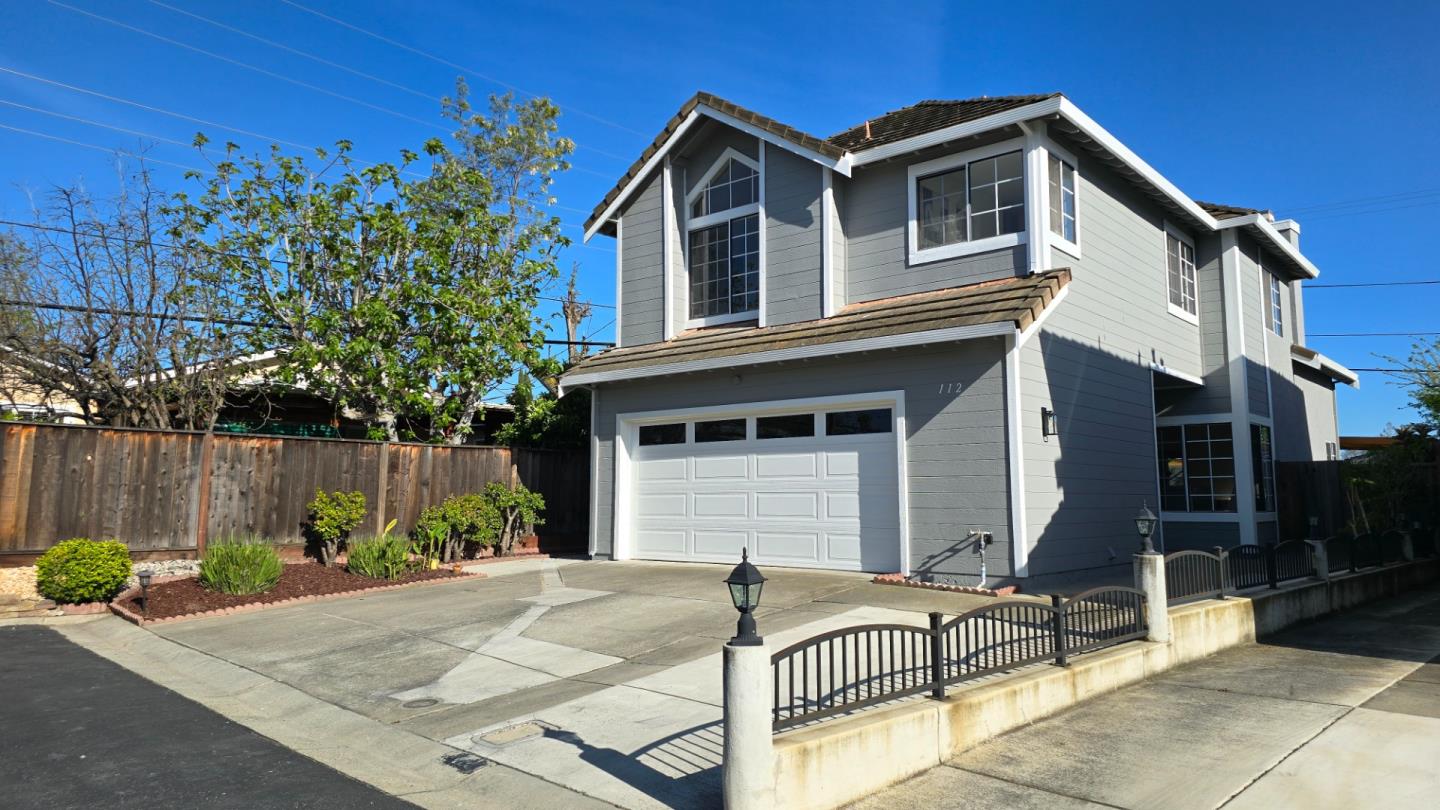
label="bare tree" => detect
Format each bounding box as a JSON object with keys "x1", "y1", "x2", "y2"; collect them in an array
[{"x1": 0, "y1": 161, "x2": 237, "y2": 429}]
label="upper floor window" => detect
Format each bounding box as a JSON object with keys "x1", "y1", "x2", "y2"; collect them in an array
[
  {"x1": 1047, "y1": 154, "x2": 1077, "y2": 244},
  {"x1": 907, "y1": 143, "x2": 1025, "y2": 265},
  {"x1": 1165, "y1": 227, "x2": 1198, "y2": 322},
  {"x1": 686, "y1": 150, "x2": 762, "y2": 324},
  {"x1": 1268, "y1": 274, "x2": 1284, "y2": 337}
]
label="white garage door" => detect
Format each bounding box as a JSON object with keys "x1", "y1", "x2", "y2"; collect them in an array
[{"x1": 626, "y1": 404, "x2": 902, "y2": 573}]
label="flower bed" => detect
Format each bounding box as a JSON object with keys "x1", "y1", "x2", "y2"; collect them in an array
[{"x1": 110, "y1": 562, "x2": 483, "y2": 625}]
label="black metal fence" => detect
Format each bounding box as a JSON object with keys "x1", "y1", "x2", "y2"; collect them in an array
[
  {"x1": 770, "y1": 587, "x2": 1148, "y2": 732},
  {"x1": 1165, "y1": 528, "x2": 1436, "y2": 605}
]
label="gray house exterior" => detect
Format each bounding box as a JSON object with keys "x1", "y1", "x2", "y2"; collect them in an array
[{"x1": 561, "y1": 92, "x2": 1355, "y2": 588}]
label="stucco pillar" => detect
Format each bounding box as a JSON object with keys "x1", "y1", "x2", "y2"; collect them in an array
[
  {"x1": 1308, "y1": 539, "x2": 1331, "y2": 581},
  {"x1": 1133, "y1": 552, "x2": 1170, "y2": 643},
  {"x1": 723, "y1": 642, "x2": 774, "y2": 810}
]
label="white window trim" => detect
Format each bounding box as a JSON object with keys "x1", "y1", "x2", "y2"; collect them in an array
[
  {"x1": 612, "y1": 390, "x2": 911, "y2": 575},
  {"x1": 1044, "y1": 140, "x2": 1082, "y2": 260},
  {"x1": 905, "y1": 137, "x2": 1029, "y2": 267},
  {"x1": 1268, "y1": 272, "x2": 1284, "y2": 337},
  {"x1": 682, "y1": 145, "x2": 765, "y2": 330},
  {"x1": 1163, "y1": 221, "x2": 1199, "y2": 326}
]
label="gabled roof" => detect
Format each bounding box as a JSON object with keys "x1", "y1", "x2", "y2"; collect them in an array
[
  {"x1": 560, "y1": 270, "x2": 1070, "y2": 389},
  {"x1": 827, "y1": 95, "x2": 1061, "y2": 151}
]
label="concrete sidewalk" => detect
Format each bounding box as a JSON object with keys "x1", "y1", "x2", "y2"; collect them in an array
[{"x1": 854, "y1": 582, "x2": 1440, "y2": 810}]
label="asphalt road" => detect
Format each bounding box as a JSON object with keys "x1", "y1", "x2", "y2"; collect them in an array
[
  {"x1": 855, "y1": 581, "x2": 1440, "y2": 809},
  {"x1": 0, "y1": 624, "x2": 416, "y2": 810}
]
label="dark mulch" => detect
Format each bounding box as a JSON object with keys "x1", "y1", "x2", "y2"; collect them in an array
[{"x1": 114, "y1": 562, "x2": 467, "y2": 619}]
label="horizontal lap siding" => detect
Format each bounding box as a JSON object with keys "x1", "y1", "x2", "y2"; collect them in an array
[
  {"x1": 619, "y1": 171, "x2": 664, "y2": 346},
  {"x1": 592, "y1": 340, "x2": 1012, "y2": 579},
  {"x1": 1019, "y1": 149, "x2": 1205, "y2": 578},
  {"x1": 843, "y1": 156, "x2": 1023, "y2": 303},
  {"x1": 764, "y1": 149, "x2": 822, "y2": 325},
  {"x1": 1239, "y1": 240, "x2": 1270, "y2": 417}
]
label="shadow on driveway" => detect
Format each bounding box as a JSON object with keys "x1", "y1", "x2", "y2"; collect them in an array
[{"x1": 0, "y1": 625, "x2": 414, "y2": 810}]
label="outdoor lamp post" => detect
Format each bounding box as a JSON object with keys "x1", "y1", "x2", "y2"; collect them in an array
[
  {"x1": 724, "y1": 548, "x2": 767, "y2": 646},
  {"x1": 138, "y1": 569, "x2": 153, "y2": 617},
  {"x1": 1134, "y1": 502, "x2": 1158, "y2": 554}
]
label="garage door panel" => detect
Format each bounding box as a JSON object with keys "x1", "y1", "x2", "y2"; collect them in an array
[
  {"x1": 826, "y1": 533, "x2": 863, "y2": 562},
  {"x1": 693, "y1": 530, "x2": 747, "y2": 557},
  {"x1": 755, "y1": 453, "x2": 817, "y2": 479},
  {"x1": 637, "y1": 458, "x2": 688, "y2": 482},
  {"x1": 755, "y1": 491, "x2": 819, "y2": 519},
  {"x1": 694, "y1": 455, "x2": 748, "y2": 479},
  {"x1": 693, "y1": 492, "x2": 749, "y2": 518},
  {"x1": 825, "y1": 492, "x2": 860, "y2": 520},
  {"x1": 636, "y1": 529, "x2": 686, "y2": 555},
  {"x1": 823, "y1": 451, "x2": 860, "y2": 477},
  {"x1": 636, "y1": 493, "x2": 688, "y2": 519},
  {"x1": 755, "y1": 531, "x2": 820, "y2": 561}
]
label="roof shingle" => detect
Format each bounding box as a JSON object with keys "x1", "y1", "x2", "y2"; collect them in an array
[{"x1": 826, "y1": 94, "x2": 1061, "y2": 151}]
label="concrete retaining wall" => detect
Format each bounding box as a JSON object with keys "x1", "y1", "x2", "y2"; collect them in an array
[{"x1": 770, "y1": 559, "x2": 1440, "y2": 810}]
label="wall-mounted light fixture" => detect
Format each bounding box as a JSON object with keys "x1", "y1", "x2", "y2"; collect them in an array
[{"x1": 1041, "y1": 407, "x2": 1057, "y2": 439}]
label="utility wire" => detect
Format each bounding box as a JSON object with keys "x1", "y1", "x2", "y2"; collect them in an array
[
  {"x1": 1281, "y1": 187, "x2": 1440, "y2": 216},
  {"x1": 138, "y1": 0, "x2": 631, "y2": 166},
  {"x1": 1309, "y1": 332, "x2": 1440, "y2": 338},
  {"x1": 276, "y1": 0, "x2": 649, "y2": 139},
  {"x1": 1307, "y1": 280, "x2": 1440, "y2": 288},
  {"x1": 0, "y1": 122, "x2": 202, "y2": 173}
]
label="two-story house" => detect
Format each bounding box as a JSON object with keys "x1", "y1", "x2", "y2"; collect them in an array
[{"x1": 559, "y1": 92, "x2": 1356, "y2": 588}]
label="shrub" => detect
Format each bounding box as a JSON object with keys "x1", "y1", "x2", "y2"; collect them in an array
[
  {"x1": 35, "y1": 538, "x2": 132, "y2": 603},
  {"x1": 199, "y1": 537, "x2": 283, "y2": 595},
  {"x1": 442, "y1": 493, "x2": 490, "y2": 561},
  {"x1": 306, "y1": 489, "x2": 367, "y2": 566},
  {"x1": 348, "y1": 532, "x2": 411, "y2": 580},
  {"x1": 475, "y1": 482, "x2": 545, "y2": 557},
  {"x1": 411, "y1": 505, "x2": 450, "y2": 568}
]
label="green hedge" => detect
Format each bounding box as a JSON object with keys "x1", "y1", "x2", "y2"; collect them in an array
[{"x1": 35, "y1": 539, "x2": 132, "y2": 603}]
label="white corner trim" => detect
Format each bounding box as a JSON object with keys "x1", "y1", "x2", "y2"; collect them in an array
[
  {"x1": 1219, "y1": 229, "x2": 1258, "y2": 546},
  {"x1": 584, "y1": 109, "x2": 701, "y2": 242},
  {"x1": 613, "y1": 216, "x2": 623, "y2": 348},
  {"x1": 821, "y1": 166, "x2": 836, "y2": 318},
  {"x1": 662, "y1": 155, "x2": 675, "y2": 341},
  {"x1": 1004, "y1": 330, "x2": 1029, "y2": 577},
  {"x1": 757, "y1": 139, "x2": 768, "y2": 328},
  {"x1": 587, "y1": 387, "x2": 600, "y2": 557},
  {"x1": 1018, "y1": 121, "x2": 1048, "y2": 275},
  {"x1": 1017, "y1": 284, "x2": 1069, "y2": 345},
  {"x1": 561, "y1": 321, "x2": 1013, "y2": 388},
  {"x1": 1214, "y1": 213, "x2": 1320, "y2": 279},
  {"x1": 894, "y1": 391, "x2": 913, "y2": 578},
  {"x1": 850, "y1": 96, "x2": 1066, "y2": 167},
  {"x1": 1150, "y1": 362, "x2": 1204, "y2": 387},
  {"x1": 695, "y1": 106, "x2": 851, "y2": 177}
]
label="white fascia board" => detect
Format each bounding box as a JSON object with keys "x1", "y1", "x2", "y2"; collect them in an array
[
  {"x1": 1291, "y1": 346, "x2": 1359, "y2": 387},
  {"x1": 1055, "y1": 99, "x2": 1217, "y2": 229},
  {"x1": 1150, "y1": 362, "x2": 1204, "y2": 387},
  {"x1": 583, "y1": 110, "x2": 702, "y2": 243},
  {"x1": 1214, "y1": 214, "x2": 1320, "y2": 280},
  {"x1": 848, "y1": 96, "x2": 1066, "y2": 167},
  {"x1": 1017, "y1": 284, "x2": 1069, "y2": 345},
  {"x1": 560, "y1": 321, "x2": 1012, "y2": 389},
  {"x1": 696, "y1": 107, "x2": 852, "y2": 177}
]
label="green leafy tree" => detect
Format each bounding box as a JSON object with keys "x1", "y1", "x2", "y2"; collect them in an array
[
  {"x1": 475, "y1": 482, "x2": 546, "y2": 557},
  {"x1": 494, "y1": 375, "x2": 590, "y2": 450},
  {"x1": 175, "y1": 82, "x2": 572, "y2": 443},
  {"x1": 1391, "y1": 339, "x2": 1440, "y2": 427}
]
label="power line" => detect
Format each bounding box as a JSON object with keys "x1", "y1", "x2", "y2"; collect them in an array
[
  {"x1": 0, "y1": 123, "x2": 202, "y2": 173},
  {"x1": 1281, "y1": 187, "x2": 1440, "y2": 216},
  {"x1": 1309, "y1": 332, "x2": 1440, "y2": 338},
  {"x1": 1307, "y1": 280, "x2": 1440, "y2": 289},
  {"x1": 276, "y1": 0, "x2": 649, "y2": 139},
  {"x1": 138, "y1": 0, "x2": 631, "y2": 166},
  {"x1": 47, "y1": 0, "x2": 445, "y2": 131}
]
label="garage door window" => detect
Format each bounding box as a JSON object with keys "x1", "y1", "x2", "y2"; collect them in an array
[
  {"x1": 825, "y1": 408, "x2": 892, "y2": 435},
  {"x1": 639, "y1": 423, "x2": 686, "y2": 446},
  {"x1": 757, "y1": 413, "x2": 815, "y2": 439},
  {"x1": 695, "y1": 418, "x2": 747, "y2": 442}
]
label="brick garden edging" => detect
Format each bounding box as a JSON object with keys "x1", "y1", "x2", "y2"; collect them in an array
[
  {"x1": 871, "y1": 572, "x2": 1019, "y2": 597},
  {"x1": 109, "y1": 567, "x2": 488, "y2": 627}
]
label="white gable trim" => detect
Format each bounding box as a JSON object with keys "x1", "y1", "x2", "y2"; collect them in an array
[
  {"x1": 698, "y1": 107, "x2": 852, "y2": 176},
  {"x1": 585, "y1": 109, "x2": 701, "y2": 242},
  {"x1": 849, "y1": 96, "x2": 1066, "y2": 167},
  {"x1": 1213, "y1": 213, "x2": 1320, "y2": 280},
  {"x1": 683, "y1": 146, "x2": 759, "y2": 209}
]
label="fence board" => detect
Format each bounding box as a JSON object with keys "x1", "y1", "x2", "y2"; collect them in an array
[{"x1": 0, "y1": 422, "x2": 587, "y2": 558}]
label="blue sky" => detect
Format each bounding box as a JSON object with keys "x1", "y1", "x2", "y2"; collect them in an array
[{"x1": 1, "y1": 0, "x2": 1435, "y2": 432}]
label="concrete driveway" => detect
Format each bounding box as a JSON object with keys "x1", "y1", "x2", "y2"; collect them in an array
[{"x1": 59, "y1": 558, "x2": 994, "y2": 809}]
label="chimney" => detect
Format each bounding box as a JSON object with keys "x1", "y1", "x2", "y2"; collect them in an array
[{"x1": 1271, "y1": 218, "x2": 1301, "y2": 249}]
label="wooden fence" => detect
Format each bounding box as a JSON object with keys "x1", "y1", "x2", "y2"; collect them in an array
[
  {"x1": 0, "y1": 421, "x2": 588, "y2": 561},
  {"x1": 1276, "y1": 460, "x2": 1348, "y2": 540}
]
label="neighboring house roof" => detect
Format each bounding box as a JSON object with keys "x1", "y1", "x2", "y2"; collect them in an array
[
  {"x1": 827, "y1": 95, "x2": 1061, "y2": 151},
  {"x1": 1291, "y1": 344, "x2": 1359, "y2": 387},
  {"x1": 560, "y1": 270, "x2": 1070, "y2": 390},
  {"x1": 1194, "y1": 200, "x2": 1268, "y2": 220}
]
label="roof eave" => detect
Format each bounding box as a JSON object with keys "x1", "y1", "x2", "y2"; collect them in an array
[{"x1": 1213, "y1": 214, "x2": 1320, "y2": 280}]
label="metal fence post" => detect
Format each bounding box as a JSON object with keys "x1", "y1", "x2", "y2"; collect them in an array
[
  {"x1": 1051, "y1": 594, "x2": 1068, "y2": 667},
  {"x1": 1212, "y1": 546, "x2": 1228, "y2": 598},
  {"x1": 1265, "y1": 542, "x2": 1279, "y2": 589},
  {"x1": 928, "y1": 612, "x2": 945, "y2": 700}
]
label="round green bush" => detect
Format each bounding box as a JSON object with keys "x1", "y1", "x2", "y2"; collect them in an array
[{"x1": 35, "y1": 538, "x2": 132, "y2": 604}]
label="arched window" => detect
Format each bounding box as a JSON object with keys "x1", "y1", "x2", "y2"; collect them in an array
[{"x1": 685, "y1": 150, "x2": 761, "y2": 323}]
